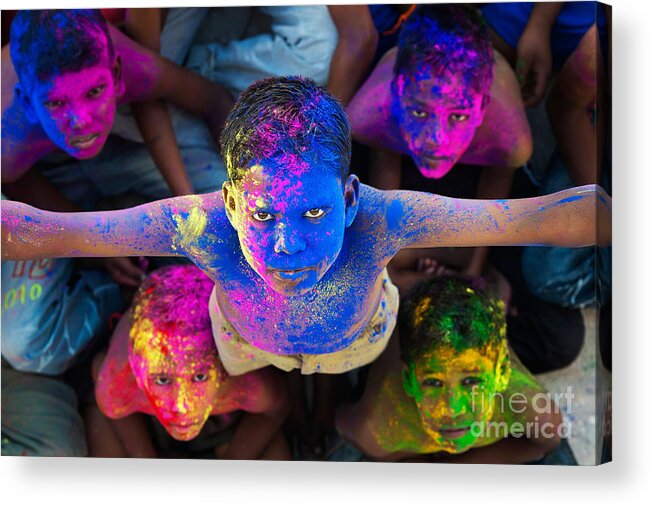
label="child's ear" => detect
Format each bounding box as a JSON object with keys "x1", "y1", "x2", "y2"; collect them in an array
[
  {"x1": 222, "y1": 181, "x2": 238, "y2": 229},
  {"x1": 343, "y1": 174, "x2": 360, "y2": 228},
  {"x1": 494, "y1": 340, "x2": 511, "y2": 392},
  {"x1": 402, "y1": 361, "x2": 420, "y2": 400},
  {"x1": 480, "y1": 93, "x2": 491, "y2": 115},
  {"x1": 112, "y1": 54, "x2": 125, "y2": 99},
  {"x1": 14, "y1": 83, "x2": 39, "y2": 124}
]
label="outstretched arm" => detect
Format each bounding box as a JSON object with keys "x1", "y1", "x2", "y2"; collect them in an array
[
  {"x1": 2, "y1": 192, "x2": 222, "y2": 261},
  {"x1": 386, "y1": 184, "x2": 611, "y2": 251}
]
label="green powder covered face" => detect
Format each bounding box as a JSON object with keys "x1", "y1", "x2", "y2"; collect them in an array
[
  {"x1": 404, "y1": 343, "x2": 510, "y2": 453},
  {"x1": 399, "y1": 277, "x2": 511, "y2": 453}
]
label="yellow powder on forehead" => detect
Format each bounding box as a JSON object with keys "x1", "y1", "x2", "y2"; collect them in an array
[
  {"x1": 421, "y1": 343, "x2": 500, "y2": 368},
  {"x1": 130, "y1": 318, "x2": 170, "y2": 370},
  {"x1": 412, "y1": 296, "x2": 432, "y2": 328}
]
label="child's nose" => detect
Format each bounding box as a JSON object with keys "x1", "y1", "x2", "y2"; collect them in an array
[
  {"x1": 273, "y1": 223, "x2": 306, "y2": 255},
  {"x1": 171, "y1": 384, "x2": 190, "y2": 414},
  {"x1": 68, "y1": 108, "x2": 91, "y2": 130},
  {"x1": 445, "y1": 388, "x2": 468, "y2": 417},
  {"x1": 425, "y1": 118, "x2": 449, "y2": 147}
]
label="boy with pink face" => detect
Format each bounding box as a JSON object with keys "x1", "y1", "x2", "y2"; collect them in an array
[
  {"x1": 2, "y1": 76, "x2": 611, "y2": 378},
  {"x1": 2, "y1": 9, "x2": 231, "y2": 218},
  {"x1": 90, "y1": 265, "x2": 290, "y2": 459},
  {"x1": 348, "y1": 5, "x2": 533, "y2": 276}
]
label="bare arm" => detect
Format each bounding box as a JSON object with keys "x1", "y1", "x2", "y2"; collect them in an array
[
  {"x1": 123, "y1": 8, "x2": 193, "y2": 196},
  {"x1": 1, "y1": 193, "x2": 222, "y2": 261},
  {"x1": 547, "y1": 24, "x2": 604, "y2": 186},
  {"x1": 515, "y1": 2, "x2": 563, "y2": 106},
  {"x1": 386, "y1": 183, "x2": 611, "y2": 251},
  {"x1": 326, "y1": 5, "x2": 378, "y2": 106},
  {"x1": 110, "y1": 25, "x2": 233, "y2": 145},
  {"x1": 464, "y1": 165, "x2": 517, "y2": 276},
  {"x1": 92, "y1": 326, "x2": 157, "y2": 458}
]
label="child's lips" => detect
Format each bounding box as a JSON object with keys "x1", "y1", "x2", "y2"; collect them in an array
[
  {"x1": 437, "y1": 426, "x2": 471, "y2": 439},
  {"x1": 270, "y1": 267, "x2": 312, "y2": 283},
  {"x1": 169, "y1": 421, "x2": 200, "y2": 431},
  {"x1": 69, "y1": 133, "x2": 100, "y2": 150}
]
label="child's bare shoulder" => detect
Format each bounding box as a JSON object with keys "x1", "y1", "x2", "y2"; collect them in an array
[
  {"x1": 462, "y1": 50, "x2": 533, "y2": 168},
  {"x1": 348, "y1": 48, "x2": 403, "y2": 152},
  {"x1": 361, "y1": 365, "x2": 429, "y2": 454},
  {"x1": 107, "y1": 24, "x2": 163, "y2": 104},
  {"x1": 220, "y1": 367, "x2": 285, "y2": 415},
  {"x1": 1, "y1": 46, "x2": 56, "y2": 180}
]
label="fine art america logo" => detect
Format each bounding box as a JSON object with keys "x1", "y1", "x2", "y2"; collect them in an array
[{"x1": 469, "y1": 386, "x2": 574, "y2": 439}]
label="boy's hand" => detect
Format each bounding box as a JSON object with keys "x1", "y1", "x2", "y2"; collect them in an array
[
  {"x1": 516, "y1": 29, "x2": 553, "y2": 107},
  {"x1": 103, "y1": 257, "x2": 146, "y2": 288}
]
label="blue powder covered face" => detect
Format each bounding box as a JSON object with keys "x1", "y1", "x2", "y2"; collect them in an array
[{"x1": 225, "y1": 154, "x2": 355, "y2": 296}]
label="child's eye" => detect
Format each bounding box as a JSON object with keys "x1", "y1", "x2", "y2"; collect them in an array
[
  {"x1": 153, "y1": 377, "x2": 171, "y2": 386},
  {"x1": 462, "y1": 377, "x2": 482, "y2": 386},
  {"x1": 422, "y1": 378, "x2": 443, "y2": 388},
  {"x1": 193, "y1": 373, "x2": 209, "y2": 383},
  {"x1": 44, "y1": 100, "x2": 64, "y2": 109},
  {"x1": 450, "y1": 113, "x2": 469, "y2": 122},
  {"x1": 304, "y1": 208, "x2": 325, "y2": 219},
  {"x1": 87, "y1": 85, "x2": 106, "y2": 98},
  {"x1": 252, "y1": 211, "x2": 273, "y2": 222},
  {"x1": 410, "y1": 109, "x2": 428, "y2": 119}
]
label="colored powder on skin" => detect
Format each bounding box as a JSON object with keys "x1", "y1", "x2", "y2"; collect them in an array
[
  {"x1": 386, "y1": 199, "x2": 405, "y2": 231},
  {"x1": 170, "y1": 198, "x2": 209, "y2": 256},
  {"x1": 126, "y1": 265, "x2": 222, "y2": 435},
  {"x1": 537, "y1": 193, "x2": 588, "y2": 213}
]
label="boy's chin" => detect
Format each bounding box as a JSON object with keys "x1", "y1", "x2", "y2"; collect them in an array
[
  {"x1": 417, "y1": 162, "x2": 454, "y2": 180},
  {"x1": 166, "y1": 423, "x2": 204, "y2": 441},
  {"x1": 266, "y1": 277, "x2": 318, "y2": 297}
]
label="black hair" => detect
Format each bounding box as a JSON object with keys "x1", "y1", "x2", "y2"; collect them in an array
[
  {"x1": 219, "y1": 76, "x2": 351, "y2": 184},
  {"x1": 394, "y1": 4, "x2": 494, "y2": 98},
  {"x1": 398, "y1": 276, "x2": 506, "y2": 364},
  {"x1": 10, "y1": 9, "x2": 115, "y2": 91}
]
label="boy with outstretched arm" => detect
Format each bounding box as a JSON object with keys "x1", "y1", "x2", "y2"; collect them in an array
[{"x1": 2, "y1": 76, "x2": 612, "y2": 376}]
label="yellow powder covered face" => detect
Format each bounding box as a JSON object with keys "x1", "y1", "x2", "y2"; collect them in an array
[
  {"x1": 129, "y1": 315, "x2": 223, "y2": 442},
  {"x1": 408, "y1": 344, "x2": 509, "y2": 453},
  {"x1": 124, "y1": 264, "x2": 221, "y2": 441}
]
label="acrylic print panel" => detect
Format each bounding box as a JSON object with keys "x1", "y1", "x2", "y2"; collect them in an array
[{"x1": 0, "y1": 2, "x2": 611, "y2": 465}]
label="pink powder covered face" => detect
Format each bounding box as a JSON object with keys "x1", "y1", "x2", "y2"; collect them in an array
[
  {"x1": 394, "y1": 66, "x2": 487, "y2": 179},
  {"x1": 128, "y1": 266, "x2": 224, "y2": 441},
  {"x1": 28, "y1": 35, "x2": 122, "y2": 160}
]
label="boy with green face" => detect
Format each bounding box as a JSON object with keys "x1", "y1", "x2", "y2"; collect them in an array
[{"x1": 336, "y1": 277, "x2": 564, "y2": 463}]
